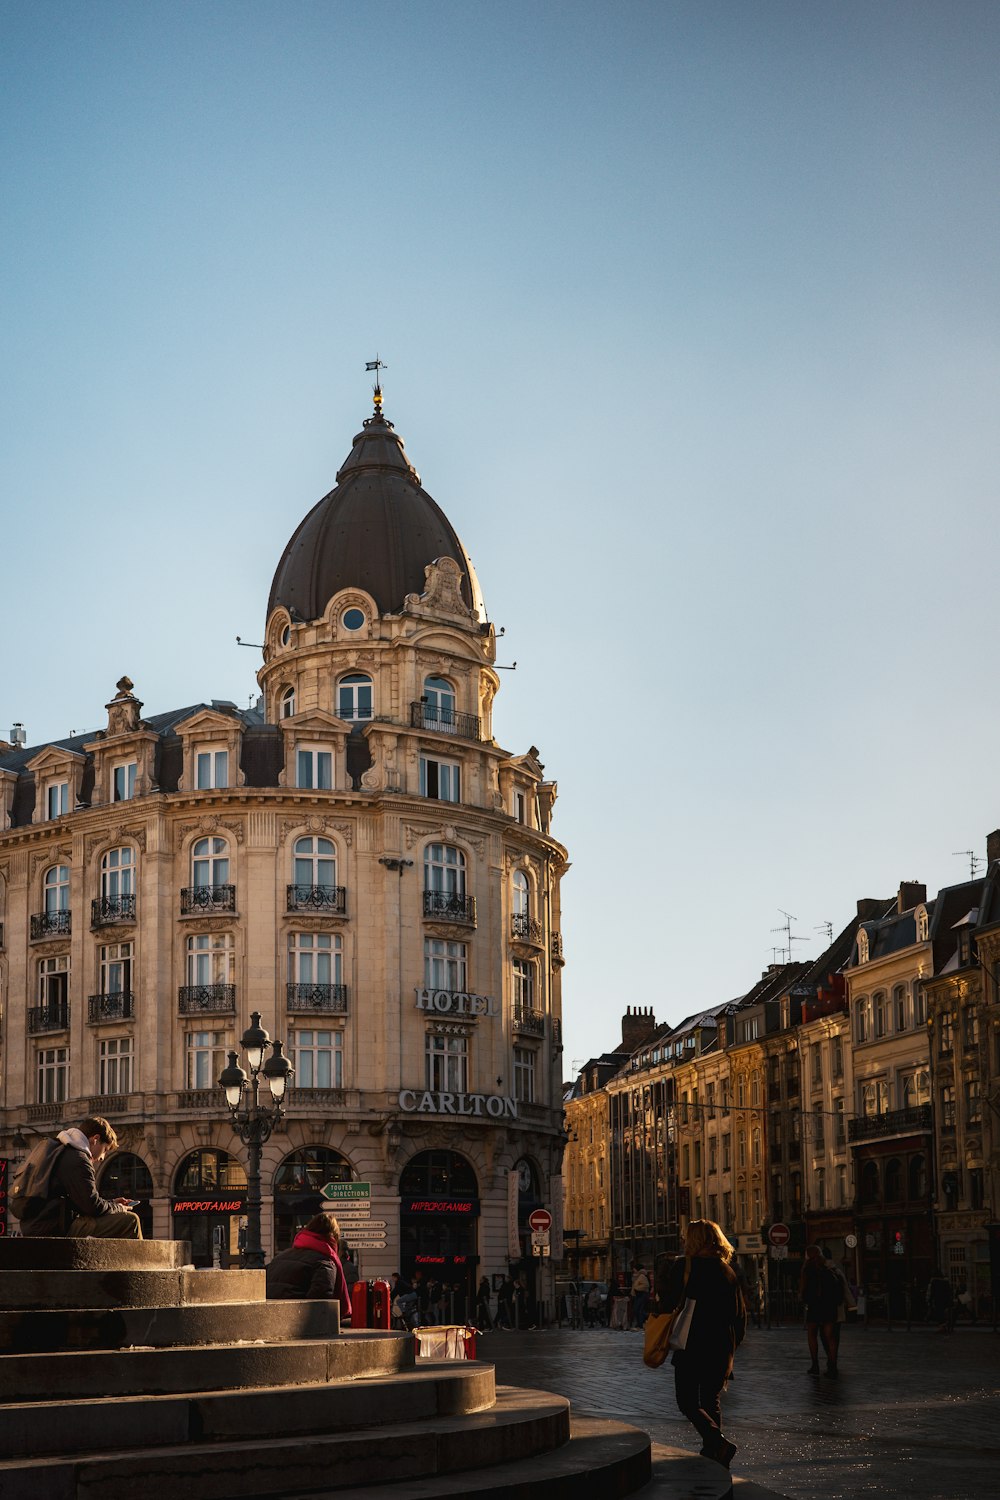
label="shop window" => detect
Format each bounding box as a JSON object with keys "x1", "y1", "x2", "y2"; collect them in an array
[
  {"x1": 174, "y1": 1149, "x2": 247, "y2": 1194},
  {"x1": 399, "y1": 1150, "x2": 477, "y2": 1198},
  {"x1": 273, "y1": 1146, "x2": 353, "y2": 1251}
]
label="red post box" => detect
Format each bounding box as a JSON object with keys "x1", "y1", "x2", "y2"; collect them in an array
[{"x1": 368, "y1": 1277, "x2": 391, "y2": 1329}]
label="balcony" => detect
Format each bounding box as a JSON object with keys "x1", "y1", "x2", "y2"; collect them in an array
[
  {"x1": 88, "y1": 992, "x2": 135, "y2": 1023},
  {"x1": 30, "y1": 910, "x2": 71, "y2": 940},
  {"x1": 180, "y1": 884, "x2": 236, "y2": 915},
  {"x1": 178, "y1": 984, "x2": 236, "y2": 1015},
  {"x1": 291, "y1": 1087, "x2": 346, "y2": 1107},
  {"x1": 88, "y1": 1094, "x2": 128, "y2": 1115},
  {"x1": 410, "y1": 701, "x2": 482, "y2": 741},
  {"x1": 91, "y1": 894, "x2": 137, "y2": 928},
  {"x1": 28, "y1": 1001, "x2": 70, "y2": 1034},
  {"x1": 286, "y1": 884, "x2": 347, "y2": 915},
  {"x1": 512, "y1": 913, "x2": 543, "y2": 944},
  {"x1": 847, "y1": 1103, "x2": 933, "y2": 1144},
  {"x1": 286, "y1": 982, "x2": 349, "y2": 1015},
  {"x1": 513, "y1": 1006, "x2": 545, "y2": 1037},
  {"x1": 177, "y1": 1089, "x2": 216, "y2": 1110},
  {"x1": 423, "y1": 890, "x2": 477, "y2": 926}
]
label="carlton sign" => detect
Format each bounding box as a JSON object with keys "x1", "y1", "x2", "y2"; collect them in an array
[{"x1": 398, "y1": 1089, "x2": 517, "y2": 1119}]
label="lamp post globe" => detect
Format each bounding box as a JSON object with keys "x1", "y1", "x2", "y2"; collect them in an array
[{"x1": 217, "y1": 1019, "x2": 293, "y2": 1269}]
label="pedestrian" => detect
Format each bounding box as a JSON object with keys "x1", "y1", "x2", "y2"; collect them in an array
[
  {"x1": 655, "y1": 1219, "x2": 746, "y2": 1469},
  {"x1": 822, "y1": 1247, "x2": 855, "y2": 1365},
  {"x1": 12, "y1": 1115, "x2": 142, "y2": 1238},
  {"x1": 498, "y1": 1274, "x2": 515, "y2": 1329},
  {"x1": 926, "y1": 1269, "x2": 953, "y2": 1332},
  {"x1": 800, "y1": 1244, "x2": 841, "y2": 1375},
  {"x1": 584, "y1": 1283, "x2": 602, "y2": 1327},
  {"x1": 476, "y1": 1276, "x2": 494, "y2": 1331},
  {"x1": 631, "y1": 1263, "x2": 651, "y2": 1328},
  {"x1": 610, "y1": 1275, "x2": 629, "y2": 1330},
  {"x1": 265, "y1": 1212, "x2": 352, "y2": 1322}
]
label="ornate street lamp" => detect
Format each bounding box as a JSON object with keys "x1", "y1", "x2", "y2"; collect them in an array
[{"x1": 219, "y1": 1012, "x2": 293, "y2": 1268}]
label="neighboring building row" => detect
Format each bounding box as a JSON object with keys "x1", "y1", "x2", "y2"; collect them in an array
[
  {"x1": 0, "y1": 390, "x2": 569, "y2": 1306},
  {"x1": 564, "y1": 848, "x2": 1000, "y2": 1313}
]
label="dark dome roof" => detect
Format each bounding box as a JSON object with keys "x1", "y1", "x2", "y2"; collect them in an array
[{"x1": 267, "y1": 409, "x2": 484, "y2": 623}]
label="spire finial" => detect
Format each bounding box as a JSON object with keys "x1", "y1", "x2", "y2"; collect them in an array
[{"x1": 365, "y1": 355, "x2": 388, "y2": 414}]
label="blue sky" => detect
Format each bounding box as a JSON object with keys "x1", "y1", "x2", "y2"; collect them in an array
[{"x1": 2, "y1": 2, "x2": 998, "y2": 1070}]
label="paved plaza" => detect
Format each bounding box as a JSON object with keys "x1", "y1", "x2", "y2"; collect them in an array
[{"x1": 484, "y1": 1320, "x2": 1000, "y2": 1500}]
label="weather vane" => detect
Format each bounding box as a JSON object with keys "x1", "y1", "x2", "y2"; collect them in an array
[{"x1": 365, "y1": 355, "x2": 387, "y2": 413}]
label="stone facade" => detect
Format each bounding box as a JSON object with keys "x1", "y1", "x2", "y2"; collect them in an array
[{"x1": 0, "y1": 399, "x2": 569, "y2": 1305}]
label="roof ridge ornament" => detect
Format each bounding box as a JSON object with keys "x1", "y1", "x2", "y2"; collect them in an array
[{"x1": 365, "y1": 355, "x2": 388, "y2": 415}]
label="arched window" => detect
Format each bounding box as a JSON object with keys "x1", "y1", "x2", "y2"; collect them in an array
[
  {"x1": 280, "y1": 685, "x2": 296, "y2": 719},
  {"x1": 752, "y1": 1127, "x2": 762, "y2": 1165},
  {"x1": 857, "y1": 929, "x2": 870, "y2": 963},
  {"x1": 186, "y1": 931, "x2": 234, "y2": 987},
  {"x1": 337, "y1": 673, "x2": 373, "y2": 722},
  {"x1": 423, "y1": 844, "x2": 471, "y2": 922},
  {"x1": 422, "y1": 676, "x2": 456, "y2": 730},
  {"x1": 399, "y1": 1149, "x2": 478, "y2": 1197},
  {"x1": 884, "y1": 1157, "x2": 903, "y2": 1203},
  {"x1": 873, "y1": 991, "x2": 888, "y2": 1038},
  {"x1": 893, "y1": 984, "x2": 908, "y2": 1032},
  {"x1": 44, "y1": 865, "x2": 70, "y2": 913},
  {"x1": 273, "y1": 1146, "x2": 353, "y2": 1251},
  {"x1": 99, "y1": 1152, "x2": 154, "y2": 1238},
  {"x1": 192, "y1": 836, "x2": 229, "y2": 887},
  {"x1": 512, "y1": 870, "x2": 529, "y2": 916},
  {"x1": 861, "y1": 1160, "x2": 880, "y2": 1205},
  {"x1": 293, "y1": 836, "x2": 336, "y2": 888},
  {"x1": 908, "y1": 1153, "x2": 928, "y2": 1200},
  {"x1": 174, "y1": 1148, "x2": 247, "y2": 1193},
  {"x1": 101, "y1": 846, "x2": 135, "y2": 899},
  {"x1": 750, "y1": 1072, "x2": 761, "y2": 1108},
  {"x1": 855, "y1": 996, "x2": 871, "y2": 1043}
]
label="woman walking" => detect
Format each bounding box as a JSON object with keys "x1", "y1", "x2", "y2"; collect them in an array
[{"x1": 655, "y1": 1220, "x2": 746, "y2": 1469}]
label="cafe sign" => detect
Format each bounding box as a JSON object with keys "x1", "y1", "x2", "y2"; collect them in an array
[{"x1": 398, "y1": 1089, "x2": 517, "y2": 1120}]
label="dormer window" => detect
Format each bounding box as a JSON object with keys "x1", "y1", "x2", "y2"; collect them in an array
[
  {"x1": 195, "y1": 749, "x2": 229, "y2": 790},
  {"x1": 296, "y1": 747, "x2": 333, "y2": 790},
  {"x1": 113, "y1": 761, "x2": 137, "y2": 802},
  {"x1": 513, "y1": 790, "x2": 526, "y2": 824},
  {"x1": 420, "y1": 754, "x2": 461, "y2": 802},
  {"x1": 342, "y1": 608, "x2": 365, "y2": 631},
  {"x1": 46, "y1": 781, "x2": 69, "y2": 819},
  {"x1": 338, "y1": 673, "x2": 372, "y2": 722},
  {"x1": 280, "y1": 624, "x2": 291, "y2": 646},
  {"x1": 915, "y1": 905, "x2": 929, "y2": 943},
  {"x1": 857, "y1": 929, "x2": 870, "y2": 964}
]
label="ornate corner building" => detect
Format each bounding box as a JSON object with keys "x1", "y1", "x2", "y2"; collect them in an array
[{"x1": 0, "y1": 391, "x2": 569, "y2": 1298}]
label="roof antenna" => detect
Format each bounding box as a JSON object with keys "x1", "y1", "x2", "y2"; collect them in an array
[
  {"x1": 366, "y1": 355, "x2": 388, "y2": 414},
  {"x1": 953, "y1": 849, "x2": 984, "y2": 880},
  {"x1": 815, "y1": 920, "x2": 833, "y2": 942},
  {"x1": 770, "y1": 908, "x2": 808, "y2": 964}
]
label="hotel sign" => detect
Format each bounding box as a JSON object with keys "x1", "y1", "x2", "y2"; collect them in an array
[
  {"x1": 398, "y1": 1089, "x2": 517, "y2": 1120},
  {"x1": 415, "y1": 988, "x2": 499, "y2": 1018}
]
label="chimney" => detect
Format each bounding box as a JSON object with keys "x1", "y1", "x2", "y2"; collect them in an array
[
  {"x1": 9, "y1": 722, "x2": 26, "y2": 747},
  {"x1": 897, "y1": 881, "x2": 926, "y2": 914},
  {"x1": 857, "y1": 898, "x2": 885, "y2": 920},
  {"x1": 987, "y1": 830, "x2": 1000, "y2": 866},
  {"x1": 621, "y1": 1005, "x2": 657, "y2": 1051}
]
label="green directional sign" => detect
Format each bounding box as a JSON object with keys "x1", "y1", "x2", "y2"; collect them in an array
[{"x1": 321, "y1": 1181, "x2": 371, "y2": 1201}]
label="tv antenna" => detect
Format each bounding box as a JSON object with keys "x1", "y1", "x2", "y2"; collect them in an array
[
  {"x1": 953, "y1": 849, "x2": 983, "y2": 880},
  {"x1": 815, "y1": 920, "x2": 833, "y2": 942},
  {"x1": 770, "y1": 909, "x2": 808, "y2": 964}
]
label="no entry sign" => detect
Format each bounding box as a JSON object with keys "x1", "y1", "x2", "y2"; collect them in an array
[{"x1": 528, "y1": 1208, "x2": 552, "y2": 1232}]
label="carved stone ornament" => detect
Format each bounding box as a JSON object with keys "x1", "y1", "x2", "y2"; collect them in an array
[
  {"x1": 183, "y1": 917, "x2": 234, "y2": 935},
  {"x1": 30, "y1": 847, "x2": 71, "y2": 880},
  {"x1": 360, "y1": 765, "x2": 383, "y2": 791},
  {"x1": 85, "y1": 827, "x2": 148, "y2": 866},
  {"x1": 404, "y1": 556, "x2": 473, "y2": 621},
  {"x1": 105, "y1": 677, "x2": 144, "y2": 738},
  {"x1": 278, "y1": 817, "x2": 355, "y2": 847},
  {"x1": 175, "y1": 816, "x2": 245, "y2": 848}
]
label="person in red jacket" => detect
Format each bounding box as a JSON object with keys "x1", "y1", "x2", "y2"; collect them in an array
[{"x1": 265, "y1": 1212, "x2": 352, "y2": 1321}]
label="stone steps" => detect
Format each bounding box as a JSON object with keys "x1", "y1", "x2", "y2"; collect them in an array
[
  {"x1": 0, "y1": 1330, "x2": 412, "y2": 1401},
  {"x1": 0, "y1": 1267, "x2": 263, "y2": 1309},
  {"x1": 0, "y1": 1363, "x2": 496, "y2": 1460},
  {"x1": 0, "y1": 1296, "x2": 341, "y2": 1352},
  {"x1": 0, "y1": 1386, "x2": 592, "y2": 1500},
  {"x1": 0, "y1": 1238, "x2": 189, "y2": 1271}
]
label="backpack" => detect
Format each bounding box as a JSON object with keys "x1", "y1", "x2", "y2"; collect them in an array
[{"x1": 9, "y1": 1138, "x2": 66, "y2": 1223}]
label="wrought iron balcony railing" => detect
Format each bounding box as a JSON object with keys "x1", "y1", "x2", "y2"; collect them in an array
[
  {"x1": 286, "y1": 982, "x2": 349, "y2": 1015},
  {"x1": 410, "y1": 701, "x2": 482, "y2": 741},
  {"x1": 180, "y1": 884, "x2": 236, "y2": 915},
  {"x1": 512, "y1": 913, "x2": 543, "y2": 943},
  {"x1": 88, "y1": 992, "x2": 135, "y2": 1023},
  {"x1": 30, "y1": 910, "x2": 71, "y2": 940},
  {"x1": 847, "y1": 1104, "x2": 932, "y2": 1144},
  {"x1": 91, "y1": 894, "x2": 137, "y2": 928},
  {"x1": 513, "y1": 1006, "x2": 545, "y2": 1037},
  {"x1": 178, "y1": 984, "x2": 236, "y2": 1015},
  {"x1": 28, "y1": 1001, "x2": 70, "y2": 1034},
  {"x1": 423, "y1": 890, "x2": 477, "y2": 925},
  {"x1": 286, "y1": 884, "x2": 347, "y2": 914}
]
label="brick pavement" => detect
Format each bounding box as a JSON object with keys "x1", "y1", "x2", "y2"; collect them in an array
[{"x1": 482, "y1": 1321, "x2": 1000, "y2": 1500}]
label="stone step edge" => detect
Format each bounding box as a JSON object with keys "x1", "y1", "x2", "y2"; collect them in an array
[
  {"x1": 280, "y1": 1415, "x2": 653, "y2": 1500},
  {"x1": 0, "y1": 1387, "x2": 572, "y2": 1500},
  {"x1": 0, "y1": 1363, "x2": 496, "y2": 1458}
]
